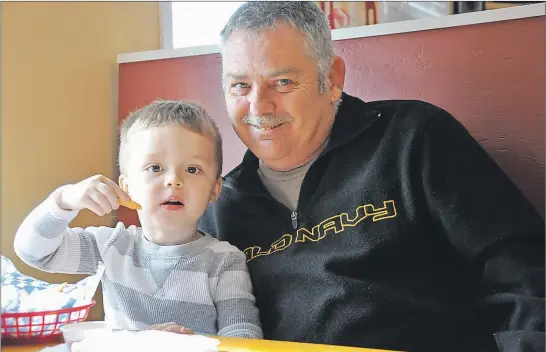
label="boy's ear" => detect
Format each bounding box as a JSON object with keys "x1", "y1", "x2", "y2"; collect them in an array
[
  {"x1": 209, "y1": 177, "x2": 223, "y2": 203},
  {"x1": 118, "y1": 174, "x2": 129, "y2": 193}
]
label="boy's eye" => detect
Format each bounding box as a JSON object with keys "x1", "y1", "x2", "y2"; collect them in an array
[
  {"x1": 186, "y1": 166, "x2": 201, "y2": 174},
  {"x1": 145, "y1": 165, "x2": 163, "y2": 173}
]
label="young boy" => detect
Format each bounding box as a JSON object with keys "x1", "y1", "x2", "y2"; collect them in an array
[{"x1": 14, "y1": 100, "x2": 262, "y2": 339}]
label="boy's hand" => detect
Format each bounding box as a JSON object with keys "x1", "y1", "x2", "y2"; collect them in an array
[
  {"x1": 150, "y1": 322, "x2": 194, "y2": 335},
  {"x1": 57, "y1": 175, "x2": 131, "y2": 216}
]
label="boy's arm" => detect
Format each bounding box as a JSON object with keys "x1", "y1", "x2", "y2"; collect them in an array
[
  {"x1": 215, "y1": 251, "x2": 263, "y2": 339},
  {"x1": 14, "y1": 186, "x2": 113, "y2": 274}
]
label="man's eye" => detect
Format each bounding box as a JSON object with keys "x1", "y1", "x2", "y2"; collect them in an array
[
  {"x1": 146, "y1": 165, "x2": 162, "y2": 173},
  {"x1": 275, "y1": 79, "x2": 294, "y2": 92},
  {"x1": 186, "y1": 166, "x2": 201, "y2": 174},
  {"x1": 233, "y1": 83, "x2": 250, "y2": 89},
  {"x1": 277, "y1": 79, "x2": 292, "y2": 86},
  {"x1": 230, "y1": 83, "x2": 250, "y2": 95}
]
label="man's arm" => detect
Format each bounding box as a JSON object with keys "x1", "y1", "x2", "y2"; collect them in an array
[
  {"x1": 214, "y1": 251, "x2": 263, "y2": 339},
  {"x1": 420, "y1": 109, "x2": 545, "y2": 352}
]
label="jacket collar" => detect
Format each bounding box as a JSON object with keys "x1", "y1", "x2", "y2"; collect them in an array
[
  {"x1": 322, "y1": 92, "x2": 381, "y2": 154},
  {"x1": 224, "y1": 92, "x2": 382, "y2": 194}
]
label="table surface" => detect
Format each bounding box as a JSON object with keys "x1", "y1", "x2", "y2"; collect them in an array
[{"x1": 2, "y1": 336, "x2": 398, "y2": 352}]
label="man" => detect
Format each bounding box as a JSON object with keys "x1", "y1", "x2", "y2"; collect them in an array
[{"x1": 199, "y1": 2, "x2": 545, "y2": 351}]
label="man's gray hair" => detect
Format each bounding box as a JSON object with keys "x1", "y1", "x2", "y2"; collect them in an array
[
  {"x1": 220, "y1": 1, "x2": 334, "y2": 93},
  {"x1": 119, "y1": 100, "x2": 223, "y2": 178}
]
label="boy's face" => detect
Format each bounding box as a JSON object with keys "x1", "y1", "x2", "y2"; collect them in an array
[{"x1": 119, "y1": 125, "x2": 221, "y2": 234}]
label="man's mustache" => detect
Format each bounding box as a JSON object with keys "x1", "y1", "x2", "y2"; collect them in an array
[{"x1": 241, "y1": 114, "x2": 294, "y2": 128}]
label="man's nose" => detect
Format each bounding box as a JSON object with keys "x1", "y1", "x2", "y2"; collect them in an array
[{"x1": 248, "y1": 85, "x2": 274, "y2": 117}]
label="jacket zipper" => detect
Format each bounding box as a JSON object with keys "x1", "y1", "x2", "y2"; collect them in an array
[
  {"x1": 291, "y1": 211, "x2": 298, "y2": 229},
  {"x1": 257, "y1": 132, "x2": 342, "y2": 231},
  {"x1": 255, "y1": 191, "x2": 298, "y2": 230}
]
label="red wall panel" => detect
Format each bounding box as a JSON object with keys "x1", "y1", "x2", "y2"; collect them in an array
[{"x1": 118, "y1": 17, "x2": 545, "y2": 225}]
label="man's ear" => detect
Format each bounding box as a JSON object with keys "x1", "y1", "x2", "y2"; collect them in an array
[
  {"x1": 328, "y1": 55, "x2": 346, "y2": 103},
  {"x1": 209, "y1": 177, "x2": 223, "y2": 203},
  {"x1": 118, "y1": 174, "x2": 129, "y2": 194}
]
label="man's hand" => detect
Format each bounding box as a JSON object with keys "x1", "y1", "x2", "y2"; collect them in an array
[
  {"x1": 150, "y1": 322, "x2": 194, "y2": 335},
  {"x1": 57, "y1": 175, "x2": 130, "y2": 216}
]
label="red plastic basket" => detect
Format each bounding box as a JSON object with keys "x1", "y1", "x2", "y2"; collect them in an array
[{"x1": 1, "y1": 300, "x2": 95, "y2": 340}]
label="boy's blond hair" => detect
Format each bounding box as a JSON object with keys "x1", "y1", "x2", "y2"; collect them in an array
[{"x1": 119, "y1": 100, "x2": 223, "y2": 178}]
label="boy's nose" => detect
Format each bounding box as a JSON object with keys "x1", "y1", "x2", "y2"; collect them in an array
[
  {"x1": 165, "y1": 181, "x2": 182, "y2": 188},
  {"x1": 165, "y1": 176, "x2": 183, "y2": 188}
]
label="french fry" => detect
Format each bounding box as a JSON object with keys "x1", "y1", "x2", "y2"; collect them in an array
[
  {"x1": 57, "y1": 282, "x2": 68, "y2": 292},
  {"x1": 118, "y1": 198, "x2": 142, "y2": 210}
]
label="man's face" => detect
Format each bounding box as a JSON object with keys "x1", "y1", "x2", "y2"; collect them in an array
[{"x1": 222, "y1": 24, "x2": 343, "y2": 171}]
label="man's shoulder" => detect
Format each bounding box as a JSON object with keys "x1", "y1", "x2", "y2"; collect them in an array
[
  {"x1": 343, "y1": 94, "x2": 457, "y2": 135},
  {"x1": 363, "y1": 98, "x2": 452, "y2": 123},
  {"x1": 218, "y1": 97, "x2": 458, "y2": 193}
]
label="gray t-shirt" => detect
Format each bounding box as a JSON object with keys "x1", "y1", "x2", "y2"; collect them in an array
[{"x1": 258, "y1": 158, "x2": 315, "y2": 212}]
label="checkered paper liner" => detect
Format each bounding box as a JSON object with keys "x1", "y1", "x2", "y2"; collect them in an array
[
  {"x1": 1, "y1": 256, "x2": 104, "y2": 313},
  {"x1": 1, "y1": 256, "x2": 101, "y2": 339}
]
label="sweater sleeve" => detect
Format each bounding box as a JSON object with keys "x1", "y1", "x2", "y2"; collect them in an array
[
  {"x1": 13, "y1": 186, "x2": 116, "y2": 275},
  {"x1": 420, "y1": 109, "x2": 545, "y2": 352},
  {"x1": 214, "y1": 251, "x2": 263, "y2": 339}
]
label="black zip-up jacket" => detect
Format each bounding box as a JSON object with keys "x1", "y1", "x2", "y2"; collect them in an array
[{"x1": 200, "y1": 93, "x2": 545, "y2": 352}]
